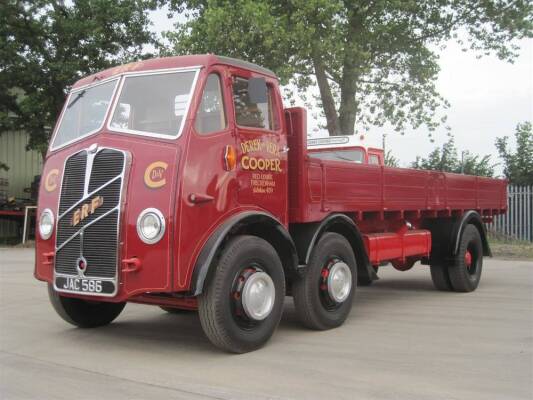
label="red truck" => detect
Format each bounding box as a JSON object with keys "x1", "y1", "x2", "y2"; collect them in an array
[{"x1": 35, "y1": 55, "x2": 507, "y2": 353}]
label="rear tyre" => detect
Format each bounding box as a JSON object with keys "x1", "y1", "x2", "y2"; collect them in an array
[
  {"x1": 448, "y1": 225, "x2": 483, "y2": 292},
  {"x1": 198, "y1": 235, "x2": 285, "y2": 353},
  {"x1": 293, "y1": 233, "x2": 356, "y2": 330},
  {"x1": 430, "y1": 264, "x2": 452, "y2": 291},
  {"x1": 48, "y1": 284, "x2": 125, "y2": 328}
]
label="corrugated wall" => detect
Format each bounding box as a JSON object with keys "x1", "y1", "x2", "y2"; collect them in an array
[
  {"x1": 0, "y1": 131, "x2": 43, "y2": 240},
  {"x1": 0, "y1": 131, "x2": 43, "y2": 198}
]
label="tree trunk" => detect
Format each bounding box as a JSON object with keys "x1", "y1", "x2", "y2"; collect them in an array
[
  {"x1": 338, "y1": 10, "x2": 362, "y2": 136},
  {"x1": 338, "y1": 65, "x2": 357, "y2": 135},
  {"x1": 312, "y1": 51, "x2": 340, "y2": 136}
]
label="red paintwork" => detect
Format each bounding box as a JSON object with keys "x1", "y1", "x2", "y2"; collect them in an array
[
  {"x1": 363, "y1": 229, "x2": 432, "y2": 266},
  {"x1": 286, "y1": 107, "x2": 507, "y2": 224},
  {"x1": 34, "y1": 55, "x2": 507, "y2": 304}
]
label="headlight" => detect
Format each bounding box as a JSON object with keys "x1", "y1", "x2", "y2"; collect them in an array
[
  {"x1": 136, "y1": 208, "x2": 165, "y2": 244},
  {"x1": 39, "y1": 209, "x2": 54, "y2": 240}
]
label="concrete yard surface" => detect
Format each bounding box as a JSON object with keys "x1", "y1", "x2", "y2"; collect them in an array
[{"x1": 0, "y1": 248, "x2": 531, "y2": 400}]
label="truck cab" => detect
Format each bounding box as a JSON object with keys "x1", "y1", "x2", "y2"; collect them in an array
[
  {"x1": 307, "y1": 135, "x2": 385, "y2": 165},
  {"x1": 35, "y1": 55, "x2": 506, "y2": 353}
]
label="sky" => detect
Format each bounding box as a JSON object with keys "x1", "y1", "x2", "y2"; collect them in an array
[{"x1": 150, "y1": 8, "x2": 532, "y2": 173}]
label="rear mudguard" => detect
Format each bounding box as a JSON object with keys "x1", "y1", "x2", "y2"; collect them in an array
[
  {"x1": 423, "y1": 210, "x2": 491, "y2": 265},
  {"x1": 290, "y1": 213, "x2": 377, "y2": 283}
]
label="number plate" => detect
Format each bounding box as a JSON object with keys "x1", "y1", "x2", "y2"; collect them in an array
[{"x1": 55, "y1": 276, "x2": 115, "y2": 295}]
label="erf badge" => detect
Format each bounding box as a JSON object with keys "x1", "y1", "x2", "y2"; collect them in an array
[
  {"x1": 44, "y1": 169, "x2": 59, "y2": 192},
  {"x1": 144, "y1": 161, "x2": 168, "y2": 189}
]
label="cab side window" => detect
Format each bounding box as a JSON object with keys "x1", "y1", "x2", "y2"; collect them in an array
[
  {"x1": 232, "y1": 77, "x2": 278, "y2": 130},
  {"x1": 195, "y1": 74, "x2": 227, "y2": 135},
  {"x1": 369, "y1": 154, "x2": 380, "y2": 165}
]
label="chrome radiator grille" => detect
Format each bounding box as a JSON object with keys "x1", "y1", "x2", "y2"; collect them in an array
[{"x1": 54, "y1": 147, "x2": 126, "y2": 294}]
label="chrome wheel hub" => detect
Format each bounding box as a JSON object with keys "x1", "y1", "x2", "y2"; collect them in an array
[
  {"x1": 241, "y1": 271, "x2": 275, "y2": 321},
  {"x1": 327, "y1": 261, "x2": 352, "y2": 303}
]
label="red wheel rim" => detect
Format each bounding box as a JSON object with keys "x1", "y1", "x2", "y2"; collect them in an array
[{"x1": 464, "y1": 250, "x2": 473, "y2": 269}]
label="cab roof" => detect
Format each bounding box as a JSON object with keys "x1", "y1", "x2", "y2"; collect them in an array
[{"x1": 72, "y1": 55, "x2": 277, "y2": 89}]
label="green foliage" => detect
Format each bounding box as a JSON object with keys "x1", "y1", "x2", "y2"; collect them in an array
[
  {"x1": 411, "y1": 137, "x2": 494, "y2": 177},
  {"x1": 495, "y1": 121, "x2": 533, "y2": 185},
  {"x1": 0, "y1": 0, "x2": 158, "y2": 157},
  {"x1": 384, "y1": 150, "x2": 399, "y2": 167},
  {"x1": 163, "y1": 0, "x2": 532, "y2": 137}
]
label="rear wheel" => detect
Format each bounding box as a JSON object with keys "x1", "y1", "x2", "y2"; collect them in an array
[
  {"x1": 448, "y1": 225, "x2": 483, "y2": 292},
  {"x1": 48, "y1": 284, "x2": 125, "y2": 328},
  {"x1": 293, "y1": 233, "x2": 356, "y2": 330},
  {"x1": 430, "y1": 264, "x2": 452, "y2": 291},
  {"x1": 198, "y1": 235, "x2": 285, "y2": 353}
]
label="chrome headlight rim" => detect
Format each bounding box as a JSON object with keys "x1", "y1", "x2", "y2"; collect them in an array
[
  {"x1": 136, "y1": 208, "x2": 165, "y2": 244},
  {"x1": 39, "y1": 208, "x2": 54, "y2": 240}
]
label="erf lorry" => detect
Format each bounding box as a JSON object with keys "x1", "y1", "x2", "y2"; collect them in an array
[{"x1": 35, "y1": 55, "x2": 507, "y2": 353}]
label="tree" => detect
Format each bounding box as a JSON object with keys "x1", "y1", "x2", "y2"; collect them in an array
[
  {"x1": 495, "y1": 121, "x2": 533, "y2": 185},
  {"x1": 163, "y1": 0, "x2": 532, "y2": 137},
  {"x1": 384, "y1": 150, "x2": 399, "y2": 167},
  {"x1": 411, "y1": 136, "x2": 494, "y2": 177},
  {"x1": 0, "y1": 0, "x2": 158, "y2": 158}
]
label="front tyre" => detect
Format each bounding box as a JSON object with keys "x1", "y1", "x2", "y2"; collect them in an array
[
  {"x1": 48, "y1": 284, "x2": 125, "y2": 328},
  {"x1": 293, "y1": 232, "x2": 357, "y2": 330},
  {"x1": 198, "y1": 235, "x2": 285, "y2": 353},
  {"x1": 160, "y1": 306, "x2": 193, "y2": 314}
]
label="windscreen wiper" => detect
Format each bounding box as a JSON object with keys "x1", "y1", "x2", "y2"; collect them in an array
[{"x1": 67, "y1": 89, "x2": 86, "y2": 109}]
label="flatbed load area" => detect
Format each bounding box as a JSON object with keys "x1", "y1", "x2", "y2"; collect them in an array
[{"x1": 286, "y1": 108, "x2": 507, "y2": 224}]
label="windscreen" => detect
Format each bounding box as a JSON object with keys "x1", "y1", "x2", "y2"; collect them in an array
[
  {"x1": 109, "y1": 70, "x2": 197, "y2": 137},
  {"x1": 309, "y1": 149, "x2": 365, "y2": 163},
  {"x1": 52, "y1": 79, "x2": 118, "y2": 149}
]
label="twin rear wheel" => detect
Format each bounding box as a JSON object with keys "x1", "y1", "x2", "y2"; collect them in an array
[{"x1": 430, "y1": 224, "x2": 483, "y2": 292}]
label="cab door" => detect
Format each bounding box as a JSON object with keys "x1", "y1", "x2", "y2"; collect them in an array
[
  {"x1": 176, "y1": 69, "x2": 238, "y2": 290},
  {"x1": 230, "y1": 73, "x2": 288, "y2": 225}
]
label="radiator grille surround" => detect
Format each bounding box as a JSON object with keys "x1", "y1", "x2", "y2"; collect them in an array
[{"x1": 54, "y1": 146, "x2": 126, "y2": 296}]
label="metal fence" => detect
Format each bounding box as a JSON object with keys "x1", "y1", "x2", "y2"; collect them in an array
[{"x1": 486, "y1": 185, "x2": 532, "y2": 242}]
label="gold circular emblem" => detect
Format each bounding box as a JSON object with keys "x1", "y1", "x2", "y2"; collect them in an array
[
  {"x1": 144, "y1": 161, "x2": 168, "y2": 189},
  {"x1": 44, "y1": 169, "x2": 59, "y2": 192}
]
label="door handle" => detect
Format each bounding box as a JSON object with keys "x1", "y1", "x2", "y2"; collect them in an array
[{"x1": 189, "y1": 193, "x2": 215, "y2": 204}]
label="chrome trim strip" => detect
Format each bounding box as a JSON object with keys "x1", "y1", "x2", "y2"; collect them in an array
[
  {"x1": 106, "y1": 67, "x2": 201, "y2": 140},
  {"x1": 54, "y1": 146, "x2": 127, "y2": 298},
  {"x1": 57, "y1": 174, "x2": 121, "y2": 220},
  {"x1": 56, "y1": 206, "x2": 120, "y2": 252}
]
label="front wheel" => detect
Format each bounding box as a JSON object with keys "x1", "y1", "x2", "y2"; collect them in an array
[
  {"x1": 293, "y1": 232, "x2": 357, "y2": 330},
  {"x1": 48, "y1": 284, "x2": 125, "y2": 328},
  {"x1": 160, "y1": 306, "x2": 193, "y2": 314},
  {"x1": 198, "y1": 235, "x2": 285, "y2": 353}
]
